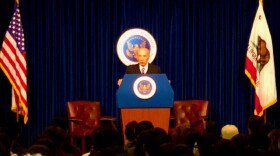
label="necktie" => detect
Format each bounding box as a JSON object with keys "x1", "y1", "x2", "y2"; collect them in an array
[{"x1": 141, "y1": 68, "x2": 145, "y2": 74}]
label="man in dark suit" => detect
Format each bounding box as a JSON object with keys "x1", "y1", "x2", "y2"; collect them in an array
[{"x1": 118, "y1": 47, "x2": 160, "y2": 85}]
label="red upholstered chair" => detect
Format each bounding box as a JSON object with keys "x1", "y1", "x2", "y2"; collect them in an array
[
  {"x1": 173, "y1": 100, "x2": 209, "y2": 134},
  {"x1": 66, "y1": 100, "x2": 116, "y2": 153}
]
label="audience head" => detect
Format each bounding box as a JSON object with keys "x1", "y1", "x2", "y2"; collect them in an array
[
  {"x1": 31, "y1": 137, "x2": 56, "y2": 155},
  {"x1": 267, "y1": 129, "x2": 280, "y2": 156},
  {"x1": 221, "y1": 124, "x2": 239, "y2": 140},
  {"x1": 231, "y1": 134, "x2": 249, "y2": 156},
  {"x1": 206, "y1": 120, "x2": 221, "y2": 139},
  {"x1": 158, "y1": 142, "x2": 194, "y2": 156},
  {"x1": 171, "y1": 144, "x2": 194, "y2": 156},
  {"x1": 259, "y1": 122, "x2": 274, "y2": 136},
  {"x1": 181, "y1": 128, "x2": 201, "y2": 150},
  {"x1": 90, "y1": 126, "x2": 124, "y2": 154},
  {"x1": 0, "y1": 132, "x2": 11, "y2": 156},
  {"x1": 197, "y1": 133, "x2": 219, "y2": 156},
  {"x1": 248, "y1": 132, "x2": 271, "y2": 151},
  {"x1": 137, "y1": 127, "x2": 169, "y2": 156},
  {"x1": 40, "y1": 125, "x2": 82, "y2": 156},
  {"x1": 157, "y1": 142, "x2": 176, "y2": 156},
  {"x1": 134, "y1": 120, "x2": 154, "y2": 137},
  {"x1": 171, "y1": 123, "x2": 191, "y2": 144},
  {"x1": 125, "y1": 120, "x2": 138, "y2": 142},
  {"x1": 213, "y1": 139, "x2": 238, "y2": 156},
  {"x1": 50, "y1": 116, "x2": 69, "y2": 132},
  {"x1": 41, "y1": 126, "x2": 68, "y2": 148},
  {"x1": 247, "y1": 115, "x2": 264, "y2": 134},
  {"x1": 27, "y1": 144, "x2": 53, "y2": 156},
  {"x1": 91, "y1": 145, "x2": 125, "y2": 156}
]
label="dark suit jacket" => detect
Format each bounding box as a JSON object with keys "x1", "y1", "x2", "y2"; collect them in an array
[{"x1": 125, "y1": 63, "x2": 160, "y2": 74}]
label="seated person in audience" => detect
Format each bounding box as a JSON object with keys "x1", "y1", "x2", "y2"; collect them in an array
[
  {"x1": 134, "y1": 120, "x2": 154, "y2": 137},
  {"x1": 124, "y1": 120, "x2": 138, "y2": 155},
  {"x1": 25, "y1": 144, "x2": 53, "y2": 156},
  {"x1": 134, "y1": 127, "x2": 169, "y2": 156},
  {"x1": 88, "y1": 126, "x2": 124, "y2": 156},
  {"x1": 267, "y1": 129, "x2": 280, "y2": 156},
  {"x1": 213, "y1": 139, "x2": 238, "y2": 156},
  {"x1": 206, "y1": 120, "x2": 222, "y2": 140},
  {"x1": 247, "y1": 115, "x2": 264, "y2": 135},
  {"x1": 42, "y1": 125, "x2": 81, "y2": 156},
  {"x1": 0, "y1": 132, "x2": 11, "y2": 156},
  {"x1": 197, "y1": 133, "x2": 219, "y2": 156},
  {"x1": 221, "y1": 124, "x2": 239, "y2": 140},
  {"x1": 231, "y1": 134, "x2": 249, "y2": 156},
  {"x1": 158, "y1": 142, "x2": 194, "y2": 156},
  {"x1": 247, "y1": 132, "x2": 271, "y2": 156}
]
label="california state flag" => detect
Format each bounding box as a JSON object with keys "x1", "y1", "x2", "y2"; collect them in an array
[{"x1": 245, "y1": 0, "x2": 277, "y2": 116}]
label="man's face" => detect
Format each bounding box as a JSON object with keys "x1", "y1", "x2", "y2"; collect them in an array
[{"x1": 136, "y1": 48, "x2": 150, "y2": 66}]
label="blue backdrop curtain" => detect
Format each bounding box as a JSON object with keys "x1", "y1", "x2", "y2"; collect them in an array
[{"x1": 0, "y1": 0, "x2": 279, "y2": 145}]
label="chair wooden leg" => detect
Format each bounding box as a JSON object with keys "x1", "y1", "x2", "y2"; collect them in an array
[
  {"x1": 70, "y1": 137, "x2": 74, "y2": 145},
  {"x1": 81, "y1": 136, "x2": 85, "y2": 154}
]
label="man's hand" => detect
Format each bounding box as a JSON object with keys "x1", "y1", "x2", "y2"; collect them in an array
[{"x1": 117, "y1": 79, "x2": 123, "y2": 86}]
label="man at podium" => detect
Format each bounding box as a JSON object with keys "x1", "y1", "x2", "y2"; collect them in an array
[
  {"x1": 118, "y1": 47, "x2": 160, "y2": 85},
  {"x1": 116, "y1": 47, "x2": 174, "y2": 144}
]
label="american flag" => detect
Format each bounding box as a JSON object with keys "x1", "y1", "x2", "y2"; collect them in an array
[{"x1": 0, "y1": 1, "x2": 28, "y2": 123}]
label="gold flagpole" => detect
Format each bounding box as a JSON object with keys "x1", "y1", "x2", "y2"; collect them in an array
[{"x1": 17, "y1": 106, "x2": 19, "y2": 122}]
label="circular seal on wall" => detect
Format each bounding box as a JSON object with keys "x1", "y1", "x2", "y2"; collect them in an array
[
  {"x1": 133, "y1": 76, "x2": 157, "y2": 99},
  {"x1": 117, "y1": 28, "x2": 157, "y2": 66}
]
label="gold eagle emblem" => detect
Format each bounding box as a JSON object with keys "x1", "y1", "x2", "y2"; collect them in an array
[
  {"x1": 126, "y1": 41, "x2": 147, "y2": 58},
  {"x1": 138, "y1": 82, "x2": 151, "y2": 94}
]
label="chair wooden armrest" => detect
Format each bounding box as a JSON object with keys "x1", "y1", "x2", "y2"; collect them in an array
[
  {"x1": 68, "y1": 118, "x2": 83, "y2": 123},
  {"x1": 100, "y1": 116, "x2": 117, "y2": 129},
  {"x1": 100, "y1": 116, "x2": 117, "y2": 121}
]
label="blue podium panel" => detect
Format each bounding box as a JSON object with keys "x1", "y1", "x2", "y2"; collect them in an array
[{"x1": 116, "y1": 74, "x2": 174, "y2": 108}]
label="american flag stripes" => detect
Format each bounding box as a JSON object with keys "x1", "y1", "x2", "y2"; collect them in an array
[{"x1": 0, "y1": 1, "x2": 28, "y2": 123}]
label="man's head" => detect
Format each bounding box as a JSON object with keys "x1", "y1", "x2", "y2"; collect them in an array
[
  {"x1": 221, "y1": 124, "x2": 239, "y2": 140},
  {"x1": 135, "y1": 48, "x2": 150, "y2": 66}
]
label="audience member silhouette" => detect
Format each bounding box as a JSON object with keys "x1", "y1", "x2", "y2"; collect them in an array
[
  {"x1": 124, "y1": 120, "x2": 138, "y2": 155},
  {"x1": 197, "y1": 132, "x2": 219, "y2": 156},
  {"x1": 134, "y1": 127, "x2": 169, "y2": 156},
  {"x1": 206, "y1": 120, "x2": 221, "y2": 140},
  {"x1": 4, "y1": 114, "x2": 280, "y2": 156},
  {"x1": 42, "y1": 125, "x2": 82, "y2": 156},
  {"x1": 247, "y1": 115, "x2": 264, "y2": 135},
  {"x1": 130, "y1": 120, "x2": 154, "y2": 156},
  {"x1": 26, "y1": 144, "x2": 54, "y2": 156},
  {"x1": 0, "y1": 132, "x2": 11, "y2": 156},
  {"x1": 213, "y1": 139, "x2": 238, "y2": 156},
  {"x1": 247, "y1": 132, "x2": 271, "y2": 156},
  {"x1": 231, "y1": 134, "x2": 249, "y2": 156},
  {"x1": 89, "y1": 126, "x2": 124, "y2": 156},
  {"x1": 171, "y1": 123, "x2": 191, "y2": 143},
  {"x1": 267, "y1": 129, "x2": 280, "y2": 156},
  {"x1": 134, "y1": 120, "x2": 154, "y2": 137},
  {"x1": 221, "y1": 124, "x2": 239, "y2": 140}
]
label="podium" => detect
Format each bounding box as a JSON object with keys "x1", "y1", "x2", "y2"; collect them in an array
[{"x1": 116, "y1": 74, "x2": 174, "y2": 142}]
